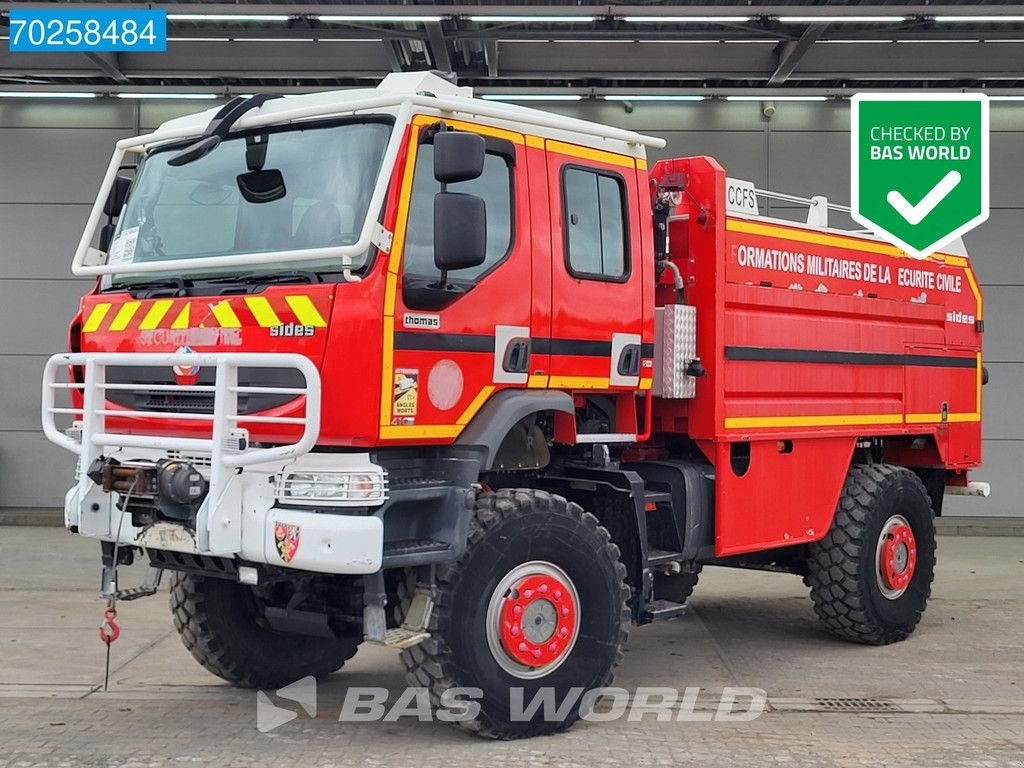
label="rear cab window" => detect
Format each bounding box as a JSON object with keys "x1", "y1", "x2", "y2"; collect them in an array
[{"x1": 561, "y1": 166, "x2": 630, "y2": 282}]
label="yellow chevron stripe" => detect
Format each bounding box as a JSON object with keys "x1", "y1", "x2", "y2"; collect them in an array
[
  {"x1": 138, "y1": 299, "x2": 174, "y2": 331},
  {"x1": 82, "y1": 303, "x2": 111, "y2": 333},
  {"x1": 285, "y1": 295, "x2": 327, "y2": 327},
  {"x1": 170, "y1": 303, "x2": 190, "y2": 330},
  {"x1": 245, "y1": 296, "x2": 281, "y2": 328},
  {"x1": 210, "y1": 300, "x2": 241, "y2": 328},
  {"x1": 109, "y1": 301, "x2": 141, "y2": 332}
]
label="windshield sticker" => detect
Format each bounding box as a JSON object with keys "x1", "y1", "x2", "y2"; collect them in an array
[
  {"x1": 107, "y1": 226, "x2": 139, "y2": 266},
  {"x1": 393, "y1": 368, "x2": 419, "y2": 424}
]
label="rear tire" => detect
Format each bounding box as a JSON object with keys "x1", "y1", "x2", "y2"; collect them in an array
[
  {"x1": 806, "y1": 464, "x2": 936, "y2": 645},
  {"x1": 170, "y1": 572, "x2": 361, "y2": 688},
  {"x1": 400, "y1": 488, "x2": 630, "y2": 739}
]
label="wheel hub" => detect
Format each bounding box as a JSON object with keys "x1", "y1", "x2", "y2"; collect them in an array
[
  {"x1": 876, "y1": 515, "x2": 917, "y2": 599},
  {"x1": 486, "y1": 561, "x2": 580, "y2": 678}
]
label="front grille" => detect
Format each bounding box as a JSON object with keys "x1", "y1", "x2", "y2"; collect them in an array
[
  {"x1": 105, "y1": 365, "x2": 306, "y2": 415},
  {"x1": 141, "y1": 393, "x2": 216, "y2": 413}
]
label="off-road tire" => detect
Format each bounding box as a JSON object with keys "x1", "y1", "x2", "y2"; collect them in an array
[
  {"x1": 400, "y1": 488, "x2": 630, "y2": 739},
  {"x1": 653, "y1": 565, "x2": 702, "y2": 604},
  {"x1": 170, "y1": 572, "x2": 361, "y2": 688},
  {"x1": 806, "y1": 464, "x2": 936, "y2": 645}
]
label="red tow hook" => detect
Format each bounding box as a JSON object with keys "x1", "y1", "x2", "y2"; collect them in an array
[{"x1": 99, "y1": 605, "x2": 120, "y2": 646}]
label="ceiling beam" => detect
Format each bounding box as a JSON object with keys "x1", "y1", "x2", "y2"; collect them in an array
[
  {"x1": 83, "y1": 52, "x2": 129, "y2": 84},
  {"x1": 381, "y1": 39, "x2": 405, "y2": 72},
  {"x1": 1, "y1": 4, "x2": 1019, "y2": 18},
  {"x1": 484, "y1": 39, "x2": 499, "y2": 78},
  {"x1": 769, "y1": 23, "x2": 827, "y2": 85},
  {"x1": 425, "y1": 22, "x2": 452, "y2": 73}
]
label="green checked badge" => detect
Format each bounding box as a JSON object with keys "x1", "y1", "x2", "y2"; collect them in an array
[{"x1": 851, "y1": 93, "x2": 989, "y2": 259}]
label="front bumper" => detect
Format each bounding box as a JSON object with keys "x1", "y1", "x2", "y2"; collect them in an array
[
  {"x1": 62, "y1": 451, "x2": 386, "y2": 574},
  {"x1": 43, "y1": 352, "x2": 386, "y2": 575}
]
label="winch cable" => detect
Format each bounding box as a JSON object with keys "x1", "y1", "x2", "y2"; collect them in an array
[{"x1": 98, "y1": 478, "x2": 136, "y2": 692}]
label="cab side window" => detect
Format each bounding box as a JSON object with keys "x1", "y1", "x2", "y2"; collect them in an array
[
  {"x1": 562, "y1": 166, "x2": 629, "y2": 281},
  {"x1": 404, "y1": 143, "x2": 514, "y2": 281}
]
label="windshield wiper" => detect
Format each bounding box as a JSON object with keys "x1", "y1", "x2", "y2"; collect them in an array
[
  {"x1": 206, "y1": 270, "x2": 322, "y2": 286},
  {"x1": 105, "y1": 277, "x2": 191, "y2": 296}
]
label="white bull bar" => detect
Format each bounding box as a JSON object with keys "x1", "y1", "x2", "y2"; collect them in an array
[{"x1": 41, "y1": 352, "x2": 321, "y2": 554}]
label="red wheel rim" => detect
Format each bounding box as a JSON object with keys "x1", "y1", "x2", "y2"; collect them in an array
[
  {"x1": 497, "y1": 572, "x2": 578, "y2": 669},
  {"x1": 879, "y1": 520, "x2": 917, "y2": 593}
]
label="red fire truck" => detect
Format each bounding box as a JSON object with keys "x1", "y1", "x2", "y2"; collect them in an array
[{"x1": 43, "y1": 72, "x2": 987, "y2": 738}]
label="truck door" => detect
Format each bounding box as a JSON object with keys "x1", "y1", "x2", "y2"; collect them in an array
[
  {"x1": 381, "y1": 119, "x2": 531, "y2": 441},
  {"x1": 545, "y1": 143, "x2": 646, "y2": 395}
]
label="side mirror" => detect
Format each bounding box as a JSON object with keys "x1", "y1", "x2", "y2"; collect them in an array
[
  {"x1": 434, "y1": 192, "x2": 486, "y2": 278},
  {"x1": 104, "y1": 175, "x2": 131, "y2": 218},
  {"x1": 99, "y1": 223, "x2": 116, "y2": 253},
  {"x1": 433, "y1": 131, "x2": 485, "y2": 184}
]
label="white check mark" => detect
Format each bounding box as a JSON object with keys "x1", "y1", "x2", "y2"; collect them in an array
[{"x1": 886, "y1": 170, "x2": 961, "y2": 225}]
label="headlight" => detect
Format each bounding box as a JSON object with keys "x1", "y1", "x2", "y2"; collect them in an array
[{"x1": 277, "y1": 470, "x2": 387, "y2": 506}]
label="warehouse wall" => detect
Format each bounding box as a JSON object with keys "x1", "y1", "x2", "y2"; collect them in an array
[{"x1": 0, "y1": 97, "x2": 1019, "y2": 516}]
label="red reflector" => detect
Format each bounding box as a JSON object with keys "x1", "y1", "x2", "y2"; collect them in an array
[{"x1": 644, "y1": 502, "x2": 658, "y2": 512}]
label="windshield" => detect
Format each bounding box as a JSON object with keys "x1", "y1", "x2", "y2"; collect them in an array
[{"x1": 106, "y1": 119, "x2": 392, "y2": 286}]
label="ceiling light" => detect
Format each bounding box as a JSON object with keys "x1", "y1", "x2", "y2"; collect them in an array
[
  {"x1": 481, "y1": 94, "x2": 583, "y2": 102},
  {"x1": 988, "y1": 95, "x2": 1024, "y2": 101},
  {"x1": 167, "y1": 14, "x2": 290, "y2": 22},
  {"x1": 779, "y1": 16, "x2": 907, "y2": 23},
  {"x1": 819, "y1": 39, "x2": 895, "y2": 43},
  {"x1": 116, "y1": 93, "x2": 219, "y2": 100},
  {"x1": 623, "y1": 16, "x2": 752, "y2": 23},
  {"x1": 233, "y1": 38, "x2": 316, "y2": 42},
  {"x1": 169, "y1": 36, "x2": 232, "y2": 42},
  {"x1": 317, "y1": 15, "x2": 443, "y2": 23},
  {"x1": 469, "y1": 15, "x2": 596, "y2": 23},
  {"x1": 0, "y1": 91, "x2": 97, "y2": 99},
  {"x1": 604, "y1": 95, "x2": 705, "y2": 101},
  {"x1": 934, "y1": 16, "x2": 1024, "y2": 23},
  {"x1": 726, "y1": 95, "x2": 829, "y2": 102},
  {"x1": 896, "y1": 39, "x2": 980, "y2": 43}
]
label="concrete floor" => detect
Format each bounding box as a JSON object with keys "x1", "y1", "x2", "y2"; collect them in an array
[{"x1": 0, "y1": 527, "x2": 1021, "y2": 767}]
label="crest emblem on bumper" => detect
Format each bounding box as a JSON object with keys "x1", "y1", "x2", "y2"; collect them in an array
[
  {"x1": 274, "y1": 522, "x2": 301, "y2": 563},
  {"x1": 172, "y1": 345, "x2": 201, "y2": 385}
]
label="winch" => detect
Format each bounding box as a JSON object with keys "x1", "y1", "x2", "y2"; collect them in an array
[{"x1": 87, "y1": 456, "x2": 208, "y2": 525}]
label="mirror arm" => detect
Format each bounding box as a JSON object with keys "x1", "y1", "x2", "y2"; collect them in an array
[{"x1": 432, "y1": 179, "x2": 449, "y2": 289}]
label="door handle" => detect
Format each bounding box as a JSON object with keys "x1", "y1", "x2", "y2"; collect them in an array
[
  {"x1": 617, "y1": 343, "x2": 641, "y2": 377},
  {"x1": 503, "y1": 338, "x2": 531, "y2": 374}
]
